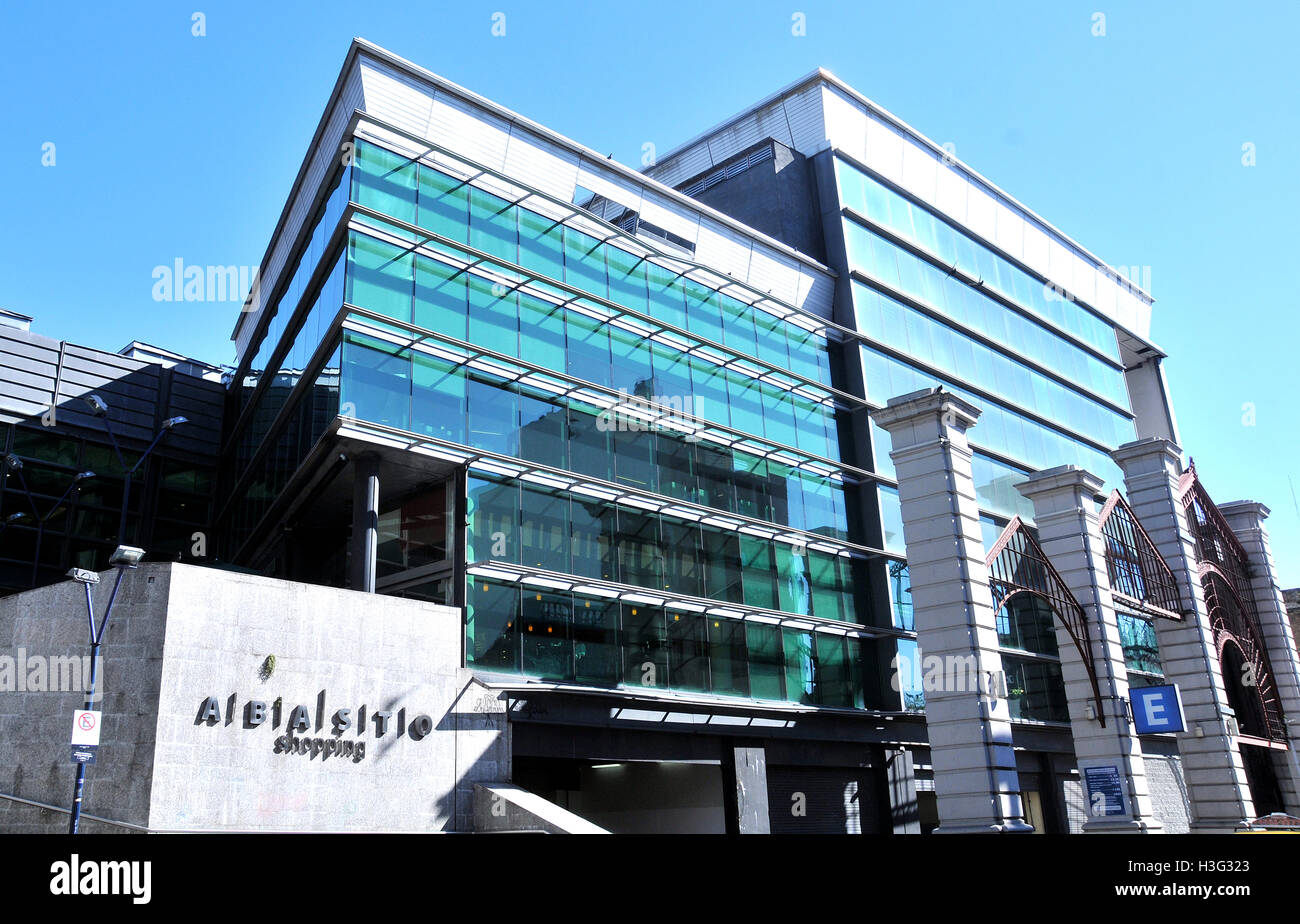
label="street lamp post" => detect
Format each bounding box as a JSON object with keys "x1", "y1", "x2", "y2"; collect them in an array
[{"x1": 63, "y1": 395, "x2": 186, "y2": 834}]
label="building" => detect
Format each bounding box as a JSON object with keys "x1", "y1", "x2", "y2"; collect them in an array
[{"x1": 2, "y1": 39, "x2": 1298, "y2": 834}]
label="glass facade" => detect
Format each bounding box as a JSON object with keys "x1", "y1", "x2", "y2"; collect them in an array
[
  {"x1": 218, "y1": 123, "x2": 1155, "y2": 725},
  {"x1": 830, "y1": 155, "x2": 1144, "y2": 723},
  {"x1": 0, "y1": 423, "x2": 214, "y2": 593},
  {"x1": 222, "y1": 137, "x2": 884, "y2": 709}
]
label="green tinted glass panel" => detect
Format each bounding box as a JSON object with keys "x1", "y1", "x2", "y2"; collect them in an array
[
  {"x1": 412, "y1": 351, "x2": 466, "y2": 443},
  {"x1": 746, "y1": 624, "x2": 785, "y2": 700},
  {"x1": 414, "y1": 255, "x2": 467, "y2": 340},
  {"x1": 354, "y1": 141, "x2": 416, "y2": 225},
  {"x1": 782, "y1": 628, "x2": 816, "y2": 704},
  {"x1": 416, "y1": 165, "x2": 468, "y2": 243},
  {"x1": 347, "y1": 234, "x2": 413, "y2": 321}
]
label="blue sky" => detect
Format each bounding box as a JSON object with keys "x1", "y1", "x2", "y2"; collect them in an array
[{"x1": 1, "y1": 0, "x2": 1297, "y2": 585}]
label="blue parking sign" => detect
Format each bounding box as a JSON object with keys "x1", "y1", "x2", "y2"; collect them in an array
[{"x1": 1131, "y1": 684, "x2": 1185, "y2": 734}]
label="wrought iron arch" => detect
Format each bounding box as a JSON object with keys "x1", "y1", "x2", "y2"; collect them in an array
[
  {"x1": 1097, "y1": 490, "x2": 1184, "y2": 619},
  {"x1": 986, "y1": 517, "x2": 1104, "y2": 725},
  {"x1": 1179, "y1": 462, "x2": 1286, "y2": 742}
]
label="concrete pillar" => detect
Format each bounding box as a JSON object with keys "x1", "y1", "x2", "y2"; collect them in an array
[
  {"x1": 871, "y1": 388, "x2": 1031, "y2": 833},
  {"x1": 350, "y1": 455, "x2": 380, "y2": 593},
  {"x1": 886, "y1": 747, "x2": 921, "y2": 834},
  {"x1": 1111, "y1": 438, "x2": 1254, "y2": 831},
  {"x1": 1217, "y1": 500, "x2": 1300, "y2": 814},
  {"x1": 1017, "y1": 465, "x2": 1161, "y2": 832},
  {"x1": 721, "y1": 744, "x2": 771, "y2": 834}
]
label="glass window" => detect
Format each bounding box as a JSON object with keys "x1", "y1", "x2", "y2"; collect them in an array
[
  {"x1": 782, "y1": 628, "x2": 816, "y2": 704},
  {"x1": 517, "y1": 292, "x2": 566, "y2": 375},
  {"x1": 565, "y1": 308, "x2": 611, "y2": 389},
  {"x1": 565, "y1": 227, "x2": 607, "y2": 299},
  {"x1": 607, "y1": 246, "x2": 648, "y2": 313},
  {"x1": 466, "y1": 376, "x2": 518, "y2": 457},
  {"x1": 414, "y1": 256, "x2": 467, "y2": 340},
  {"x1": 520, "y1": 589, "x2": 571, "y2": 680},
  {"x1": 467, "y1": 477, "x2": 517, "y2": 564},
  {"x1": 468, "y1": 187, "x2": 517, "y2": 265},
  {"x1": 646, "y1": 263, "x2": 688, "y2": 330},
  {"x1": 354, "y1": 141, "x2": 416, "y2": 225},
  {"x1": 608, "y1": 322, "x2": 654, "y2": 396},
  {"x1": 746, "y1": 624, "x2": 785, "y2": 700},
  {"x1": 341, "y1": 331, "x2": 411, "y2": 431},
  {"x1": 740, "y1": 535, "x2": 776, "y2": 610},
  {"x1": 573, "y1": 597, "x2": 620, "y2": 685},
  {"x1": 416, "y1": 165, "x2": 468, "y2": 243},
  {"x1": 661, "y1": 518, "x2": 702, "y2": 597},
  {"x1": 467, "y1": 580, "x2": 519, "y2": 671},
  {"x1": 622, "y1": 603, "x2": 667, "y2": 689},
  {"x1": 467, "y1": 274, "x2": 517, "y2": 358},
  {"x1": 701, "y1": 526, "x2": 744, "y2": 604},
  {"x1": 667, "y1": 611, "x2": 708, "y2": 692},
  {"x1": 517, "y1": 209, "x2": 564, "y2": 287},
  {"x1": 616, "y1": 507, "x2": 662, "y2": 589},
  {"x1": 347, "y1": 234, "x2": 413, "y2": 322},
  {"x1": 570, "y1": 494, "x2": 615, "y2": 581},
  {"x1": 708, "y1": 618, "x2": 748, "y2": 696},
  {"x1": 520, "y1": 484, "x2": 569, "y2": 573},
  {"x1": 684, "y1": 282, "x2": 725, "y2": 345},
  {"x1": 412, "y1": 351, "x2": 466, "y2": 443},
  {"x1": 775, "y1": 545, "x2": 812, "y2": 617},
  {"x1": 566, "y1": 405, "x2": 612, "y2": 482},
  {"x1": 517, "y1": 392, "x2": 567, "y2": 470}
]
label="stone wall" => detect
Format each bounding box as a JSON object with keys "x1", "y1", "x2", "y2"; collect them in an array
[{"x1": 0, "y1": 563, "x2": 507, "y2": 832}]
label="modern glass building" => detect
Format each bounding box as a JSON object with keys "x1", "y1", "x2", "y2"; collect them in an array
[
  {"x1": 14, "y1": 41, "x2": 1292, "y2": 835},
  {"x1": 197, "y1": 42, "x2": 1205, "y2": 831}
]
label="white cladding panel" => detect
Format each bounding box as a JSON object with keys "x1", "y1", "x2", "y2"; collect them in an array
[
  {"x1": 502, "y1": 132, "x2": 581, "y2": 204},
  {"x1": 694, "y1": 220, "x2": 754, "y2": 284},
  {"x1": 358, "y1": 61, "x2": 436, "y2": 138},
  {"x1": 783, "y1": 84, "x2": 827, "y2": 153},
  {"x1": 647, "y1": 142, "x2": 712, "y2": 190},
  {"x1": 638, "y1": 188, "x2": 702, "y2": 243}
]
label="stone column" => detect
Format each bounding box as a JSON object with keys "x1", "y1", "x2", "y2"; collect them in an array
[
  {"x1": 886, "y1": 747, "x2": 921, "y2": 834},
  {"x1": 1017, "y1": 465, "x2": 1161, "y2": 832},
  {"x1": 720, "y1": 744, "x2": 771, "y2": 834},
  {"x1": 1217, "y1": 500, "x2": 1300, "y2": 814},
  {"x1": 350, "y1": 455, "x2": 381, "y2": 593},
  {"x1": 1111, "y1": 438, "x2": 1254, "y2": 831},
  {"x1": 872, "y1": 388, "x2": 1031, "y2": 833}
]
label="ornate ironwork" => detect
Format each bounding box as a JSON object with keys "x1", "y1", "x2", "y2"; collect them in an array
[
  {"x1": 1179, "y1": 461, "x2": 1286, "y2": 742},
  {"x1": 986, "y1": 517, "x2": 1104, "y2": 725},
  {"x1": 1097, "y1": 490, "x2": 1183, "y2": 619}
]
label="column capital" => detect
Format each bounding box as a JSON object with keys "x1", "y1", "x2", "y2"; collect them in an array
[
  {"x1": 1217, "y1": 500, "x2": 1271, "y2": 529},
  {"x1": 1016, "y1": 464, "x2": 1106, "y2": 506},
  {"x1": 870, "y1": 388, "x2": 982, "y2": 449},
  {"x1": 1111, "y1": 437, "x2": 1184, "y2": 476}
]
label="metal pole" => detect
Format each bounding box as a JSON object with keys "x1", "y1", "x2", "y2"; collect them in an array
[{"x1": 67, "y1": 566, "x2": 123, "y2": 834}]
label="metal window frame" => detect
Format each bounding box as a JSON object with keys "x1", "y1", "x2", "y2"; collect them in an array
[
  {"x1": 985, "y1": 515, "x2": 1104, "y2": 725},
  {"x1": 1097, "y1": 489, "x2": 1184, "y2": 620},
  {"x1": 1178, "y1": 462, "x2": 1286, "y2": 742}
]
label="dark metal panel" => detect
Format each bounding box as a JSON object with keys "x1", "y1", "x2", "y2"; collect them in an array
[{"x1": 767, "y1": 765, "x2": 882, "y2": 834}]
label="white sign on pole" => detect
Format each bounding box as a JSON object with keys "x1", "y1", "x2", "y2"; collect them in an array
[{"x1": 70, "y1": 710, "x2": 102, "y2": 747}]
